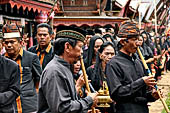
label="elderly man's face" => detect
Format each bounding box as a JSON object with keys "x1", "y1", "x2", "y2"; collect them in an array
[
  {"x1": 67, "y1": 41, "x2": 84, "y2": 64},
  {"x1": 36, "y1": 27, "x2": 51, "y2": 49},
  {"x1": 121, "y1": 37, "x2": 140, "y2": 55},
  {"x1": 3, "y1": 38, "x2": 21, "y2": 56}
]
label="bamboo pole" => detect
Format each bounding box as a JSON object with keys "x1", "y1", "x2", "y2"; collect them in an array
[
  {"x1": 152, "y1": 1, "x2": 169, "y2": 112},
  {"x1": 47, "y1": 0, "x2": 58, "y2": 23},
  {"x1": 137, "y1": 48, "x2": 170, "y2": 113},
  {"x1": 80, "y1": 56, "x2": 96, "y2": 113}
]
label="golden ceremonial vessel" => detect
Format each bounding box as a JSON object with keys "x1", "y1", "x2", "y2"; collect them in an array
[{"x1": 97, "y1": 81, "x2": 112, "y2": 107}]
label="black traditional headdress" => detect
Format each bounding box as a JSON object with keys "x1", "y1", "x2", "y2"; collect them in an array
[{"x1": 56, "y1": 25, "x2": 86, "y2": 42}]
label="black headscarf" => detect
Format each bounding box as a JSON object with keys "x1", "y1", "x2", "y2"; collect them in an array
[
  {"x1": 141, "y1": 31, "x2": 154, "y2": 60},
  {"x1": 84, "y1": 35, "x2": 104, "y2": 68},
  {"x1": 87, "y1": 41, "x2": 115, "y2": 91}
]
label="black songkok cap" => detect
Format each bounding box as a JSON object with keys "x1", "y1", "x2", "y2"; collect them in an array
[
  {"x1": 117, "y1": 20, "x2": 140, "y2": 39},
  {"x1": 56, "y1": 25, "x2": 86, "y2": 42}
]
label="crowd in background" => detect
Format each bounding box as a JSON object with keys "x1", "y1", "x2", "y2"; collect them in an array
[{"x1": 1, "y1": 21, "x2": 170, "y2": 113}]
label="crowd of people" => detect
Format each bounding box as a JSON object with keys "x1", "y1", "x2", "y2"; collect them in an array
[{"x1": 0, "y1": 20, "x2": 170, "y2": 113}]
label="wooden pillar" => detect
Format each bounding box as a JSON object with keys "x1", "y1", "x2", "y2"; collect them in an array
[
  {"x1": 138, "y1": 0, "x2": 141, "y2": 29},
  {"x1": 49, "y1": 18, "x2": 54, "y2": 31},
  {"x1": 29, "y1": 22, "x2": 34, "y2": 47},
  {"x1": 154, "y1": 0, "x2": 158, "y2": 36}
]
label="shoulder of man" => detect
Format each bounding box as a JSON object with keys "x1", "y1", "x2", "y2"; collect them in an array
[
  {"x1": 22, "y1": 50, "x2": 40, "y2": 66},
  {"x1": 1, "y1": 55, "x2": 18, "y2": 67},
  {"x1": 23, "y1": 49, "x2": 38, "y2": 58},
  {"x1": 28, "y1": 45, "x2": 38, "y2": 53},
  {"x1": 0, "y1": 56, "x2": 19, "y2": 76},
  {"x1": 106, "y1": 55, "x2": 120, "y2": 67}
]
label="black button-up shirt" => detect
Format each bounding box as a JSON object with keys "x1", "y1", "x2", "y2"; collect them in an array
[
  {"x1": 38, "y1": 55, "x2": 93, "y2": 113},
  {"x1": 106, "y1": 51, "x2": 155, "y2": 113},
  {"x1": 28, "y1": 43, "x2": 54, "y2": 70}
]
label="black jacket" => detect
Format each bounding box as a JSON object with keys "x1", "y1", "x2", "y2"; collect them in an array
[
  {"x1": 0, "y1": 55, "x2": 20, "y2": 113},
  {"x1": 5, "y1": 48, "x2": 42, "y2": 113},
  {"x1": 28, "y1": 43, "x2": 54, "y2": 70},
  {"x1": 38, "y1": 55, "x2": 93, "y2": 113}
]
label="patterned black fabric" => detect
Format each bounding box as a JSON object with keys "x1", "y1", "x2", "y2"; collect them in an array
[
  {"x1": 117, "y1": 20, "x2": 140, "y2": 38},
  {"x1": 56, "y1": 26, "x2": 86, "y2": 42}
]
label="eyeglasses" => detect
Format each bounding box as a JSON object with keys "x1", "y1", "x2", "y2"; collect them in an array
[{"x1": 4, "y1": 40, "x2": 18, "y2": 45}]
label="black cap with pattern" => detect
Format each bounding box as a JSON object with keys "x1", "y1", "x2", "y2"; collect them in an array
[
  {"x1": 56, "y1": 25, "x2": 86, "y2": 42},
  {"x1": 117, "y1": 20, "x2": 140, "y2": 38}
]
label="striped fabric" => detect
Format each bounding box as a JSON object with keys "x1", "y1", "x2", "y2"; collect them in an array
[
  {"x1": 2, "y1": 23, "x2": 21, "y2": 39},
  {"x1": 117, "y1": 20, "x2": 140, "y2": 38},
  {"x1": 36, "y1": 43, "x2": 52, "y2": 66},
  {"x1": 5, "y1": 48, "x2": 23, "y2": 113}
]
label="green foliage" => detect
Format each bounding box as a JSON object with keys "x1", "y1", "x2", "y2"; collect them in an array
[{"x1": 162, "y1": 93, "x2": 170, "y2": 113}]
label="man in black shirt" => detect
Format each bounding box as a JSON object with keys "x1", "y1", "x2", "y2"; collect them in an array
[
  {"x1": 38, "y1": 26, "x2": 98, "y2": 113},
  {"x1": 106, "y1": 21, "x2": 159, "y2": 113},
  {"x1": 2, "y1": 23, "x2": 42, "y2": 113},
  {"x1": 28, "y1": 23, "x2": 53, "y2": 70}
]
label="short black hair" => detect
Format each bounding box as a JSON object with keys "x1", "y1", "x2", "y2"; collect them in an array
[
  {"x1": 117, "y1": 38, "x2": 129, "y2": 50},
  {"x1": 37, "y1": 23, "x2": 52, "y2": 35},
  {"x1": 94, "y1": 28, "x2": 102, "y2": 34},
  {"x1": 54, "y1": 38, "x2": 77, "y2": 56}
]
